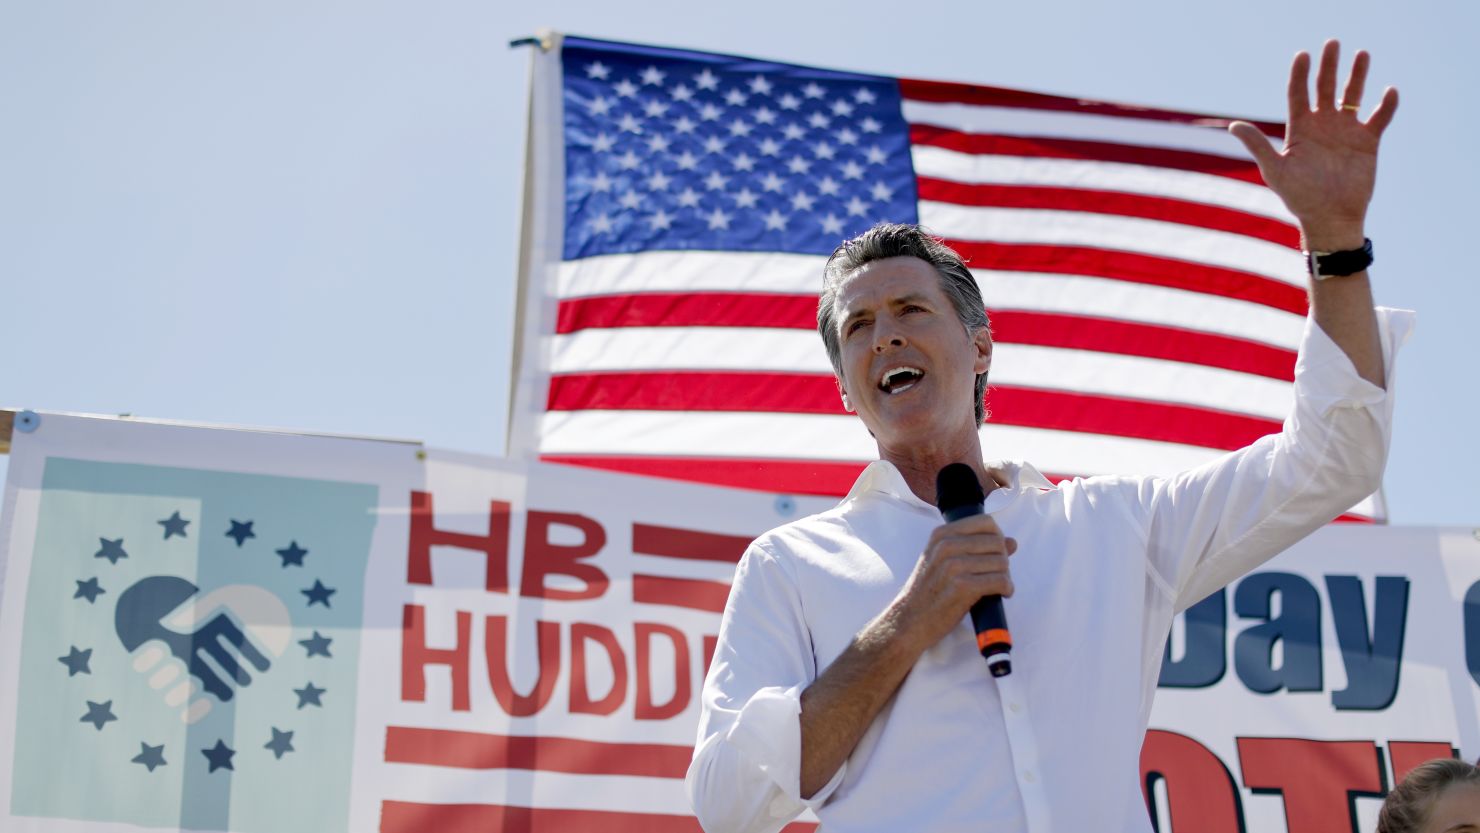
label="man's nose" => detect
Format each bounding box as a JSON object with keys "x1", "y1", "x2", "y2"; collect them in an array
[{"x1": 873, "y1": 324, "x2": 906, "y2": 353}]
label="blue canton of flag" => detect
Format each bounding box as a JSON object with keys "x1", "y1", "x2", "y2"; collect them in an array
[{"x1": 562, "y1": 37, "x2": 917, "y2": 259}]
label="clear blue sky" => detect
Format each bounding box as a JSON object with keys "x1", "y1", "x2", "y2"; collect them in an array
[{"x1": 3, "y1": 1, "x2": 1475, "y2": 526}]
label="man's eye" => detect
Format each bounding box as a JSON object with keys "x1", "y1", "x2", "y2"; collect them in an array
[
  {"x1": 846, "y1": 319, "x2": 869, "y2": 335},
  {"x1": 903, "y1": 305, "x2": 925, "y2": 314}
]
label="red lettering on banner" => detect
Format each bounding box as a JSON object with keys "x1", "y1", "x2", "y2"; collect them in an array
[
  {"x1": 1389, "y1": 741, "x2": 1459, "y2": 783},
  {"x1": 521, "y1": 511, "x2": 610, "y2": 600},
  {"x1": 401, "y1": 604, "x2": 472, "y2": 712},
  {"x1": 636, "y1": 622, "x2": 691, "y2": 720},
  {"x1": 1237, "y1": 737, "x2": 1384, "y2": 833},
  {"x1": 570, "y1": 623, "x2": 628, "y2": 715},
  {"x1": 1140, "y1": 730, "x2": 1244, "y2": 833},
  {"x1": 486, "y1": 616, "x2": 562, "y2": 716},
  {"x1": 407, "y1": 491, "x2": 511, "y2": 592}
]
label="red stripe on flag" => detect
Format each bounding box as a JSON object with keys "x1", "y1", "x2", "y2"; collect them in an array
[
  {"x1": 546, "y1": 373, "x2": 1282, "y2": 451},
  {"x1": 380, "y1": 801, "x2": 821, "y2": 833},
  {"x1": 384, "y1": 727, "x2": 691, "y2": 778},
  {"x1": 557, "y1": 292, "x2": 812, "y2": 333},
  {"x1": 990, "y1": 311, "x2": 1295, "y2": 381},
  {"x1": 633, "y1": 523, "x2": 752, "y2": 563},
  {"x1": 916, "y1": 177, "x2": 1300, "y2": 249},
  {"x1": 943, "y1": 240, "x2": 1310, "y2": 316},
  {"x1": 556, "y1": 297, "x2": 1296, "y2": 381},
  {"x1": 633, "y1": 573, "x2": 732, "y2": 613},
  {"x1": 910, "y1": 125, "x2": 1268, "y2": 185},
  {"x1": 543, "y1": 456, "x2": 1377, "y2": 522},
  {"x1": 544, "y1": 455, "x2": 868, "y2": 496},
  {"x1": 898, "y1": 78, "x2": 1285, "y2": 137}
]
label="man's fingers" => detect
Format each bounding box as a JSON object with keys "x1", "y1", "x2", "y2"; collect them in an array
[
  {"x1": 1006, "y1": 538, "x2": 1018, "y2": 556},
  {"x1": 955, "y1": 553, "x2": 1011, "y2": 577},
  {"x1": 1288, "y1": 50, "x2": 1311, "y2": 115},
  {"x1": 1315, "y1": 39, "x2": 1340, "y2": 110},
  {"x1": 1228, "y1": 121, "x2": 1280, "y2": 169},
  {"x1": 1366, "y1": 86, "x2": 1400, "y2": 135},
  {"x1": 938, "y1": 513, "x2": 1002, "y2": 536},
  {"x1": 966, "y1": 573, "x2": 1015, "y2": 598},
  {"x1": 1341, "y1": 50, "x2": 1370, "y2": 111},
  {"x1": 933, "y1": 533, "x2": 1015, "y2": 559}
]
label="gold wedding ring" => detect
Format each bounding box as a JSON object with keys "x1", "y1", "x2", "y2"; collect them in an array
[{"x1": 1341, "y1": 103, "x2": 1360, "y2": 112}]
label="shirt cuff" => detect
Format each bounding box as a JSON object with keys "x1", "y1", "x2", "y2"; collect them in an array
[
  {"x1": 1295, "y1": 306, "x2": 1415, "y2": 413},
  {"x1": 725, "y1": 682, "x2": 847, "y2": 816}
]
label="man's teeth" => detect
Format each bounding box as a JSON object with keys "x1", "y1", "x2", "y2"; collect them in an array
[{"x1": 880, "y1": 367, "x2": 923, "y2": 393}]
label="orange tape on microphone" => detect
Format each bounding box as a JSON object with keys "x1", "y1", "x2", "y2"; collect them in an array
[{"x1": 976, "y1": 628, "x2": 1012, "y2": 652}]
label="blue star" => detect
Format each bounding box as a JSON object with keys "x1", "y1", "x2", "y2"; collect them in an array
[
  {"x1": 201, "y1": 739, "x2": 235, "y2": 773},
  {"x1": 301, "y1": 580, "x2": 336, "y2": 608},
  {"x1": 74, "y1": 577, "x2": 106, "y2": 603},
  {"x1": 58, "y1": 646, "x2": 92, "y2": 676},
  {"x1": 294, "y1": 682, "x2": 326, "y2": 709},
  {"x1": 158, "y1": 511, "x2": 190, "y2": 540},
  {"x1": 80, "y1": 700, "x2": 117, "y2": 730},
  {"x1": 94, "y1": 538, "x2": 127, "y2": 565},
  {"x1": 276, "y1": 540, "x2": 308, "y2": 567},
  {"x1": 225, "y1": 520, "x2": 256, "y2": 547},
  {"x1": 299, "y1": 630, "x2": 333, "y2": 658},
  {"x1": 265, "y1": 727, "x2": 295, "y2": 759},
  {"x1": 132, "y1": 742, "x2": 167, "y2": 772}
]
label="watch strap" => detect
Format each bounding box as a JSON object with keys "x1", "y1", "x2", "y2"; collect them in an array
[{"x1": 1306, "y1": 238, "x2": 1374, "y2": 279}]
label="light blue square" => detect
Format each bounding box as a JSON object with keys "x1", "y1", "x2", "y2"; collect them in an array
[{"x1": 11, "y1": 458, "x2": 377, "y2": 833}]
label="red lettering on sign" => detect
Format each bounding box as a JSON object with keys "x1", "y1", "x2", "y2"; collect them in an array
[
  {"x1": 521, "y1": 511, "x2": 609, "y2": 601},
  {"x1": 407, "y1": 491, "x2": 510, "y2": 593},
  {"x1": 486, "y1": 616, "x2": 562, "y2": 717},
  {"x1": 1140, "y1": 730, "x2": 1243, "y2": 833},
  {"x1": 1237, "y1": 737, "x2": 1384, "y2": 832},
  {"x1": 401, "y1": 604, "x2": 471, "y2": 712},
  {"x1": 570, "y1": 623, "x2": 628, "y2": 716},
  {"x1": 635, "y1": 622, "x2": 691, "y2": 720},
  {"x1": 1388, "y1": 741, "x2": 1459, "y2": 784}
]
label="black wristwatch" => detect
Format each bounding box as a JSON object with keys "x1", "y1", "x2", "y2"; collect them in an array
[{"x1": 1306, "y1": 238, "x2": 1374, "y2": 280}]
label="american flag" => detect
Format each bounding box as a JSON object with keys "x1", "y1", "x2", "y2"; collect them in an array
[{"x1": 508, "y1": 34, "x2": 1384, "y2": 522}]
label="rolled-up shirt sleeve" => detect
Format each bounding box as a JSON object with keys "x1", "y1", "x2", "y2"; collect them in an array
[
  {"x1": 686, "y1": 542, "x2": 846, "y2": 833},
  {"x1": 1137, "y1": 306, "x2": 1414, "y2": 612}
]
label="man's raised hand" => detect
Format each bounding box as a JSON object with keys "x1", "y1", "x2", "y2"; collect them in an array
[{"x1": 1228, "y1": 39, "x2": 1399, "y2": 251}]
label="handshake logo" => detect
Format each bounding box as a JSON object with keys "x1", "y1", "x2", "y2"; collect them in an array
[{"x1": 115, "y1": 576, "x2": 291, "y2": 724}]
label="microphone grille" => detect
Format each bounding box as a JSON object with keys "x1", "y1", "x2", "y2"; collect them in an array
[{"x1": 935, "y1": 463, "x2": 985, "y2": 512}]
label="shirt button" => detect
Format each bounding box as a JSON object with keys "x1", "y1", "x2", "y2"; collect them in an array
[
  {"x1": 1023, "y1": 770, "x2": 1037, "y2": 784},
  {"x1": 1008, "y1": 701, "x2": 1023, "y2": 714}
]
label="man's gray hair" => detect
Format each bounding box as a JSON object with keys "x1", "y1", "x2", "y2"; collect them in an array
[{"x1": 817, "y1": 223, "x2": 992, "y2": 424}]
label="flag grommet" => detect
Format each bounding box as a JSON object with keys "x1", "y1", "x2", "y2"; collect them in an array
[{"x1": 16, "y1": 410, "x2": 39, "y2": 433}]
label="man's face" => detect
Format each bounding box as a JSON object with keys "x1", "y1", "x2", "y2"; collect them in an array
[{"x1": 832, "y1": 256, "x2": 991, "y2": 450}]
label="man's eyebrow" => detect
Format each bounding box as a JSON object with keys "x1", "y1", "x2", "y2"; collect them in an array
[{"x1": 891, "y1": 293, "x2": 932, "y2": 307}]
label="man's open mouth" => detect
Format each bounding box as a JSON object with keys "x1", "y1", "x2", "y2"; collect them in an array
[{"x1": 878, "y1": 366, "x2": 924, "y2": 395}]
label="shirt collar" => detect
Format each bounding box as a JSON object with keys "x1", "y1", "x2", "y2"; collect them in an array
[{"x1": 842, "y1": 458, "x2": 1056, "y2": 513}]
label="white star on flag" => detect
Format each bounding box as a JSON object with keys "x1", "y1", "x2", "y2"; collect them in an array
[{"x1": 705, "y1": 207, "x2": 731, "y2": 229}]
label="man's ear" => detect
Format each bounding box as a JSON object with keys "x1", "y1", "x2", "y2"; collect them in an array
[
  {"x1": 973, "y1": 327, "x2": 993, "y2": 376},
  {"x1": 837, "y1": 377, "x2": 854, "y2": 413}
]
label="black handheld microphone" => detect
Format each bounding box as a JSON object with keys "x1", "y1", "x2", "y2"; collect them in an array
[{"x1": 935, "y1": 463, "x2": 1013, "y2": 678}]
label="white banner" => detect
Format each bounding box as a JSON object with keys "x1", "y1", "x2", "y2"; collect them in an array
[{"x1": 0, "y1": 413, "x2": 1474, "y2": 832}]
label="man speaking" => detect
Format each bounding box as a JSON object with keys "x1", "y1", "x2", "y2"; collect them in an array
[{"x1": 686, "y1": 41, "x2": 1408, "y2": 832}]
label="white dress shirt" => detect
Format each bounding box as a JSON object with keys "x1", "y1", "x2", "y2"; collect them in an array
[{"x1": 686, "y1": 308, "x2": 1412, "y2": 833}]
